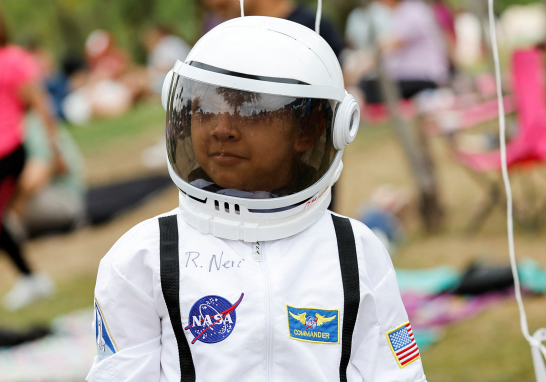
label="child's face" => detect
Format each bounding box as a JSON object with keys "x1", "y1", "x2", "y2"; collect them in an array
[
  {"x1": 167, "y1": 79, "x2": 336, "y2": 197},
  {"x1": 191, "y1": 110, "x2": 312, "y2": 192}
]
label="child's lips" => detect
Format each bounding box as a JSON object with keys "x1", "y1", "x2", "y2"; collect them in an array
[{"x1": 209, "y1": 152, "x2": 246, "y2": 164}]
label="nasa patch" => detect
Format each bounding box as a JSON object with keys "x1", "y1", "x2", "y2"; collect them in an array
[
  {"x1": 184, "y1": 293, "x2": 244, "y2": 344},
  {"x1": 94, "y1": 298, "x2": 118, "y2": 362},
  {"x1": 287, "y1": 305, "x2": 339, "y2": 344}
]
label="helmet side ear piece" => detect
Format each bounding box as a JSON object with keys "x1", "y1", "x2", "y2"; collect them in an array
[
  {"x1": 333, "y1": 93, "x2": 360, "y2": 150},
  {"x1": 162, "y1": 70, "x2": 175, "y2": 111}
]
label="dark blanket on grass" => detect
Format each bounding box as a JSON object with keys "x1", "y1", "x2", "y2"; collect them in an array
[
  {"x1": 28, "y1": 175, "x2": 174, "y2": 238},
  {"x1": 86, "y1": 175, "x2": 173, "y2": 224}
]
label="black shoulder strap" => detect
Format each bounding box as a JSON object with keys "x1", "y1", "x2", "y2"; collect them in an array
[
  {"x1": 331, "y1": 215, "x2": 361, "y2": 382},
  {"x1": 159, "y1": 215, "x2": 196, "y2": 382}
]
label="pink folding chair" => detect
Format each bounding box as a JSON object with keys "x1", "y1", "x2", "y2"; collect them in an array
[
  {"x1": 361, "y1": 100, "x2": 416, "y2": 124},
  {"x1": 454, "y1": 48, "x2": 546, "y2": 231}
]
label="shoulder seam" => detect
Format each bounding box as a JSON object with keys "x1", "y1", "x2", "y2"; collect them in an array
[
  {"x1": 372, "y1": 268, "x2": 395, "y2": 293},
  {"x1": 114, "y1": 211, "x2": 179, "y2": 248},
  {"x1": 103, "y1": 258, "x2": 156, "y2": 303}
]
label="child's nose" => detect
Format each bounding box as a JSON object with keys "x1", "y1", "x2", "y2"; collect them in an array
[{"x1": 210, "y1": 114, "x2": 241, "y2": 142}]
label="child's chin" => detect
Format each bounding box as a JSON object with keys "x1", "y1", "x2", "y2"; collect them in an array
[{"x1": 212, "y1": 177, "x2": 247, "y2": 191}]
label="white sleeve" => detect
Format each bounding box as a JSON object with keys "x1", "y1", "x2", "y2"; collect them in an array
[
  {"x1": 86, "y1": 222, "x2": 162, "y2": 382},
  {"x1": 351, "y1": 222, "x2": 427, "y2": 382}
]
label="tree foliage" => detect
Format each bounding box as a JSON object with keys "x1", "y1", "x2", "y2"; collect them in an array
[
  {"x1": 1, "y1": 0, "x2": 200, "y2": 63},
  {"x1": 1, "y1": 0, "x2": 538, "y2": 64}
]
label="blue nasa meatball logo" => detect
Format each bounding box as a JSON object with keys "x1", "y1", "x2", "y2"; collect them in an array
[{"x1": 184, "y1": 293, "x2": 244, "y2": 344}]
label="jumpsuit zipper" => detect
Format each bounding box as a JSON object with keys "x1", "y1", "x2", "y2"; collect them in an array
[{"x1": 254, "y1": 241, "x2": 272, "y2": 381}]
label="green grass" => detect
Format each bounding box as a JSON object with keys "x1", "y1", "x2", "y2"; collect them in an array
[
  {"x1": 67, "y1": 102, "x2": 165, "y2": 153},
  {"x1": 0, "y1": 274, "x2": 96, "y2": 329}
]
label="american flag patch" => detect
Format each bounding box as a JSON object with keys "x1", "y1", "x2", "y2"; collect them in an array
[{"x1": 385, "y1": 321, "x2": 420, "y2": 368}]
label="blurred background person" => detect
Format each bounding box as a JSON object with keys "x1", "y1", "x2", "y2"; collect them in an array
[
  {"x1": 342, "y1": 0, "x2": 392, "y2": 92},
  {"x1": 62, "y1": 29, "x2": 157, "y2": 124},
  {"x1": 10, "y1": 42, "x2": 86, "y2": 239},
  {"x1": 358, "y1": 0, "x2": 449, "y2": 104},
  {"x1": 144, "y1": 24, "x2": 190, "y2": 95},
  {"x1": 6, "y1": 112, "x2": 86, "y2": 240},
  {"x1": 26, "y1": 42, "x2": 85, "y2": 122},
  {"x1": 202, "y1": 0, "x2": 344, "y2": 58},
  {"x1": 0, "y1": 10, "x2": 58, "y2": 311},
  {"x1": 345, "y1": 0, "x2": 392, "y2": 53},
  {"x1": 202, "y1": 9, "x2": 226, "y2": 35},
  {"x1": 83, "y1": 29, "x2": 134, "y2": 119},
  {"x1": 84, "y1": 29, "x2": 129, "y2": 83}
]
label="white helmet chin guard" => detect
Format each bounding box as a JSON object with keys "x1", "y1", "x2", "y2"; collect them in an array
[{"x1": 162, "y1": 16, "x2": 360, "y2": 242}]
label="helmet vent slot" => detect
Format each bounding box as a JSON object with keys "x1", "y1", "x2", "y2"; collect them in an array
[
  {"x1": 214, "y1": 200, "x2": 220, "y2": 211},
  {"x1": 235, "y1": 204, "x2": 240, "y2": 215},
  {"x1": 224, "y1": 202, "x2": 230, "y2": 213}
]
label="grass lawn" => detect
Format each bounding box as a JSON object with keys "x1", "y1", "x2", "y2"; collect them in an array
[
  {"x1": 0, "y1": 103, "x2": 544, "y2": 381},
  {"x1": 67, "y1": 101, "x2": 165, "y2": 153}
]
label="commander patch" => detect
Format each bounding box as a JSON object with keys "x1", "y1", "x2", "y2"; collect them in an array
[
  {"x1": 287, "y1": 305, "x2": 339, "y2": 344},
  {"x1": 386, "y1": 321, "x2": 420, "y2": 368},
  {"x1": 94, "y1": 298, "x2": 118, "y2": 362}
]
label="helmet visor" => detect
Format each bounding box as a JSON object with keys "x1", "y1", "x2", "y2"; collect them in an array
[{"x1": 166, "y1": 74, "x2": 337, "y2": 199}]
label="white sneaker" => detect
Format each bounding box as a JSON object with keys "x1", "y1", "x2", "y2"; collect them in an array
[{"x1": 2, "y1": 273, "x2": 56, "y2": 311}]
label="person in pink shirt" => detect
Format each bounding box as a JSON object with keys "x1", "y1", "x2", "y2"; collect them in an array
[{"x1": 0, "y1": 11, "x2": 59, "y2": 310}]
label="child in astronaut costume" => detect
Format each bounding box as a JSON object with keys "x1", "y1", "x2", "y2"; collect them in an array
[{"x1": 87, "y1": 15, "x2": 427, "y2": 382}]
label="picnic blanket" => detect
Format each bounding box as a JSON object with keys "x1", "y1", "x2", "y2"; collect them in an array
[
  {"x1": 397, "y1": 259, "x2": 546, "y2": 350},
  {"x1": 0, "y1": 310, "x2": 94, "y2": 382}
]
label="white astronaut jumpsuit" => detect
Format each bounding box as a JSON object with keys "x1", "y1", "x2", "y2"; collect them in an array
[{"x1": 86, "y1": 209, "x2": 427, "y2": 382}]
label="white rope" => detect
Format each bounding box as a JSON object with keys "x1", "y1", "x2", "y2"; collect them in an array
[
  {"x1": 315, "y1": 0, "x2": 322, "y2": 34},
  {"x1": 488, "y1": 0, "x2": 546, "y2": 380},
  {"x1": 240, "y1": 0, "x2": 244, "y2": 17}
]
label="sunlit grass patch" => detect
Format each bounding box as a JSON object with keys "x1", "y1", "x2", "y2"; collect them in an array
[{"x1": 68, "y1": 101, "x2": 165, "y2": 153}]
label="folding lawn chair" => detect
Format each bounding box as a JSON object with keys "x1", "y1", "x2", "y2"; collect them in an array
[{"x1": 454, "y1": 48, "x2": 546, "y2": 231}]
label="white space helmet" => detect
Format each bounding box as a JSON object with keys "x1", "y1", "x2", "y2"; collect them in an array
[{"x1": 162, "y1": 16, "x2": 360, "y2": 242}]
